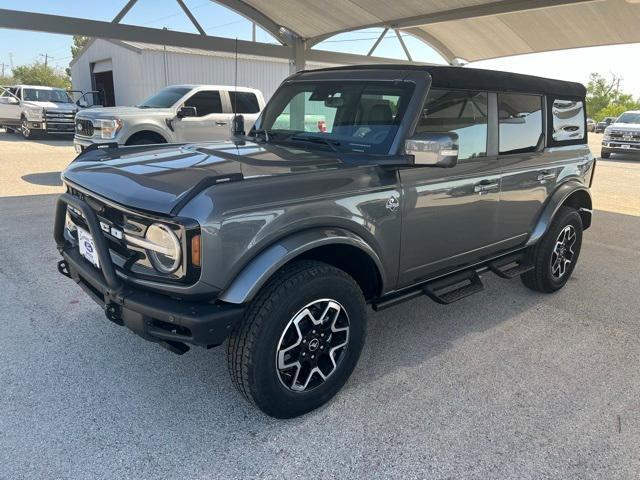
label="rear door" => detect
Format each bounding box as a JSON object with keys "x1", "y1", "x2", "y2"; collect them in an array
[
  {"x1": 398, "y1": 88, "x2": 502, "y2": 287},
  {"x1": 173, "y1": 89, "x2": 230, "y2": 142},
  {"x1": 495, "y1": 93, "x2": 555, "y2": 243},
  {"x1": 228, "y1": 90, "x2": 262, "y2": 131}
]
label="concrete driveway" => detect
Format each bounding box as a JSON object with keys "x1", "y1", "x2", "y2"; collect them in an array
[{"x1": 1, "y1": 130, "x2": 639, "y2": 479}]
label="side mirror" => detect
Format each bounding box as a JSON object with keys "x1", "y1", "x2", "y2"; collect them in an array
[
  {"x1": 7, "y1": 96, "x2": 19, "y2": 105},
  {"x1": 177, "y1": 106, "x2": 197, "y2": 119},
  {"x1": 405, "y1": 132, "x2": 459, "y2": 168},
  {"x1": 231, "y1": 114, "x2": 245, "y2": 136},
  {"x1": 77, "y1": 99, "x2": 88, "y2": 108}
]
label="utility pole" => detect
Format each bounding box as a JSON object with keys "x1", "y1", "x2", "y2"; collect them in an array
[
  {"x1": 0, "y1": 62, "x2": 7, "y2": 77},
  {"x1": 9, "y1": 52, "x2": 14, "y2": 70},
  {"x1": 40, "y1": 53, "x2": 52, "y2": 67}
]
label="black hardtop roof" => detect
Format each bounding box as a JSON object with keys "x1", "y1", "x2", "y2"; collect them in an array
[{"x1": 298, "y1": 64, "x2": 586, "y2": 98}]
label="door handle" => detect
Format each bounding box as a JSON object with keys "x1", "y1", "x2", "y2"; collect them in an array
[
  {"x1": 474, "y1": 180, "x2": 499, "y2": 194},
  {"x1": 216, "y1": 121, "x2": 228, "y2": 126},
  {"x1": 537, "y1": 171, "x2": 556, "y2": 182}
]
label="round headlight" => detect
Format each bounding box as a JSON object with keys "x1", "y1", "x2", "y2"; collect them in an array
[{"x1": 145, "y1": 223, "x2": 181, "y2": 273}]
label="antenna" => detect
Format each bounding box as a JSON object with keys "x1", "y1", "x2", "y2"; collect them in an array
[{"x1": 234, "y1": 37, "x2": 238, "y2": 115}]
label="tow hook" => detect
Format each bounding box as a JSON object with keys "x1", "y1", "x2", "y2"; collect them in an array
[
  {"x1": 57, "y1": 260, "x2": 71, "y2": 279},
  {"x1": 105, "y1": 303, "x2": 124, "y2": 326}
]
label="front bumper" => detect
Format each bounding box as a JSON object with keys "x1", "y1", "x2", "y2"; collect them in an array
[
  {"x1": 54, "y1": 193, "x2": 245, "y2": 352},
  {"x1": 601, "y1": 141, "x2": 640, "y2": 155},
  {"x1": 74, "y1": 136, "x2": 121, "y2": 153}
]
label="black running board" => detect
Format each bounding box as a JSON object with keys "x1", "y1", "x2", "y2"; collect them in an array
[
  {"x1": 487, "y1": 252, "x2": 533, "y2": 279},
  {"x1": 423, "y1": 270, "x2": 484, "y2": 305},
  {"x1": 372, "y1": 248, "x2": 532, "y2": 311}
]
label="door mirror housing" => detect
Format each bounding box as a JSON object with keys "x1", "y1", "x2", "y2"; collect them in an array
[
  {"x1": 405, "y1": 132, "x2": 459, "y2": 168},
  {"x1": 77, "y1": 99, "x2": 88, "y2": 108},
  {"x1": 177, "y1": 106, "x2": 197, "y2": 119},
  {"x1": 231, "y1": 114, "x2": 245, "y2": 137},
  {"x1": 6, "y1": 96, "x2": 19, "y2": 105}
]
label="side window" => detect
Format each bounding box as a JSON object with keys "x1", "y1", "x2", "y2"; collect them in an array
[
  {"x1": 498, "y1": 93, "x2": 543, "y2": 154},
  {"x1": 229, "y1": 91, "x2": 260, "y2": 113},
  {"x1": 552, "y1": 99, "x2": 585, "y2": 142},
  {"x1": 417, "y1": 89, "x2": 488, "y2": 160},
  {"x1": 184, "y1": 90, "x2": 222, "y2": 117}
]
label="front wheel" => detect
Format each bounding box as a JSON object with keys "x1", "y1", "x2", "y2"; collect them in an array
[
  {"x1": 600, "y1": 149, "x2": 611, "y2": 159},
  {"x1": 21, "y1": 117, "x2": 34, "y2": 139},
  {"x1": 227, "y1": 260, "x2": 367, "y2": 418},
  {"x1": 521, "y1": 206, "x2": 583, "y2": 293}
]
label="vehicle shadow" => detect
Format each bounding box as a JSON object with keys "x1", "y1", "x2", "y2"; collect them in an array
[
  {"x1": 598, "y1": 153, "x2": 640, "y2": 163},
  {"x1": 2, "y1": 194, "x2": 638, "y2": 436},
  {"x1": 21, "y1": 172, "x2": 63, "y2": 187},
  {"x1": 0, "y1": 130, "x2": 74, "y2": 147}
]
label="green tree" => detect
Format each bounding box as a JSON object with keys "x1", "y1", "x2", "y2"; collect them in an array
[
  {"x1": 12, "y1": 62, "x2": 71, "y2": 89},
  {"x1": 585, "y1": 73, "x2": 618, "y2": 119},
  {"x1": 71, "y1": 35, "x2": 91, "y2": 59},
  {"x1": 0, "y1": 74, "x2": 14, "y2": 86},
  {"x1": 585, "y1": 72, "x2": 640, "y2": 121}
]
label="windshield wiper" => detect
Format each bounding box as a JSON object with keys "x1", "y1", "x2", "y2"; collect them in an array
[{"x1": 290, "y1": 134, "x2": 341, "y2": 154}]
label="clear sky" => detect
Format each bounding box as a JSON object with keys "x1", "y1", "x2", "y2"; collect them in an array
[{"x1": 1, "y1": 0, "x2": 639, "y2": 95}]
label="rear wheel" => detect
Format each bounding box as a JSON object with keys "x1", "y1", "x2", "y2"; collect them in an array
[
  {"x1": 521, "y1": 206, "x2": 583, "y2": 293},
  {"x1": 600, "y1": 150, "x2": 611, "y2": 159},
  {"x1": 227, "y1": 260, "x2": 367, "y2": 418}
]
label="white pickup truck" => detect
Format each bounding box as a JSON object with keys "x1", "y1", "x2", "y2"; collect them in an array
[
  {"x1": 0, "y1": 85, "x2": 81, "y2": 139},
  {"x1": 73, "y1": 85, "x2": 265, "y2": 152}
]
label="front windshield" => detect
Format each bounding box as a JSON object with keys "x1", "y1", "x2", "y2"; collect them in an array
[
  {"x1": 616, "y1": 112, "x2": 640, "y2": 124},
  {"x1": 138, "y1": 86, "x2": 191, "y2": 108},
  {"x1": 255, "y1": 81, "x2": 414, "y2": 154},
  {"x1": 23, "y1": 88, "x2": 72, "y2": 103}
]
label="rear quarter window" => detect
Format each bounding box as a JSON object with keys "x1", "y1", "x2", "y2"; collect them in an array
[{"x1": 551, "y1": 99, "x2": 585, "y2": 142}]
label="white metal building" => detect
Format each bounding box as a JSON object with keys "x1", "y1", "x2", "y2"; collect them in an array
[{"x1": 70, "y1": 38, "x2": 338, "y2": 107}]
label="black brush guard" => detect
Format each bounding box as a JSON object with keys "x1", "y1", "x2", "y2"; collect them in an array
[{"x1": 54, "y1": 193, "x2": 244, "y2": 353}]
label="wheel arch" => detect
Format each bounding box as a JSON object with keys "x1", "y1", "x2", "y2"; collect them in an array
[
  {"x1": 218, "y1": 227, "x2": 386, "y2": 305},
  {"x1": 526, "y1": 181, "x2": 592, "y2": 247},
  {"x1": 124, "y1": 127, "x2": 169, "y2": 145}
]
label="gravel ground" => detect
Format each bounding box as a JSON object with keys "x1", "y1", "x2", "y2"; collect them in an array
[{"x1": 1, "y1": 130, "x2": 640, "y2": 479}]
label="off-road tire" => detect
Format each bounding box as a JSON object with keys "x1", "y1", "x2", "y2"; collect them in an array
[
  {"x1": 600, "y1": 150, "x2": 610, "y2": 159},
  {"x1": 227, "y1": 260, "x2": 367, "y2": 418},
  {"x1": 521, "y1": 206, "x2": 583, "y2": 293}
]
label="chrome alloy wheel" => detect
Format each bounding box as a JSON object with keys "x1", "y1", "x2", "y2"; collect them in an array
[
  {"x1": 276, "y1": 299, "x2": 350, "y2": 392},
  {"x1": 21, "y1": 118, "x2": 31, "y2": 139},
  {"x1": 551, "y1": 225, "x2": 577, "y2": 279}
]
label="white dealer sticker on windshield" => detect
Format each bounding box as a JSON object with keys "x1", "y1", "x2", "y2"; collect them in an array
[{"x1": 78, "y1": 227, "x2": 100, "y2": 268}]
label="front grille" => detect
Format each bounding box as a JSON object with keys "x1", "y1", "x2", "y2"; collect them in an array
[
  {"x1": 76, "y1": 118, "x2": 94, "y2": 137},
  {"x1": 45, "y1": 110, "x2": 76, "y2": 133},
  {"x1": 608, "y1": 130, "x2": 640, "y2": 143}
]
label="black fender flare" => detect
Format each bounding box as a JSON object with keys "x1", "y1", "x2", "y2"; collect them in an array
[
  {"x1": 526, "y1": 181, "x2": 592, "y2": 246},
  {"x1": 218, "y1": 227, "x2": 386, "y2": 305}
]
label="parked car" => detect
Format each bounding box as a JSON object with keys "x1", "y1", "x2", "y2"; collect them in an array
[
  {"x1": 73, "y1": 85, "x2": 265, "y2": 152},
  {"x1": 595, "y1": 116, "x2": 617, "y2": 133},
  {"x1": 54, "y1": 65, "x2": 594, "y2": 418},
  {"x1": 586, "y1": 117, "x2": 595, "y2": 132},
  {"x1": 601, "y1": 110, "x2": 640, "y2": 158},
  {"x1": 0, "y1": 85, "x2": 81, "y2": 138}
]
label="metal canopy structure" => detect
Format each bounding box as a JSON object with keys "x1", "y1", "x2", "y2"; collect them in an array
[{"x1": 1, "y1": 0, "x2": 640, "y2": 71}]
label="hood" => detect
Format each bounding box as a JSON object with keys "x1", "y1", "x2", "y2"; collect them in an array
[
  {"x1": 24, "y1": 101, "x2": 77, "y2": 112},
  {"x1": 77, "y1": 106, "x2": 173, "y2": 119},
  {"x1": 608, "y1": 122, "x2": 640, "y2": 132},
  {"x1": 62, "y1": 141, "x2": 344, "y2": 215}
]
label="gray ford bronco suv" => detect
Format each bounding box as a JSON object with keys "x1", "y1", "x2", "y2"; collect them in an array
[{"x1": 54, "y1": 65, "x2": 595, "y2": 418}]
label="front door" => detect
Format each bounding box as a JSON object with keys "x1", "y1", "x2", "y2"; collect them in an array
[
  {"x1": 173, "y1": 89, "x2": 232, "y2": 142},
  {"x1": 398, "y1": 88, "x2": 502, "y2": 287},
  {"x1": 0, "y1": 87, "x2": 21, "y2": 126}
]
